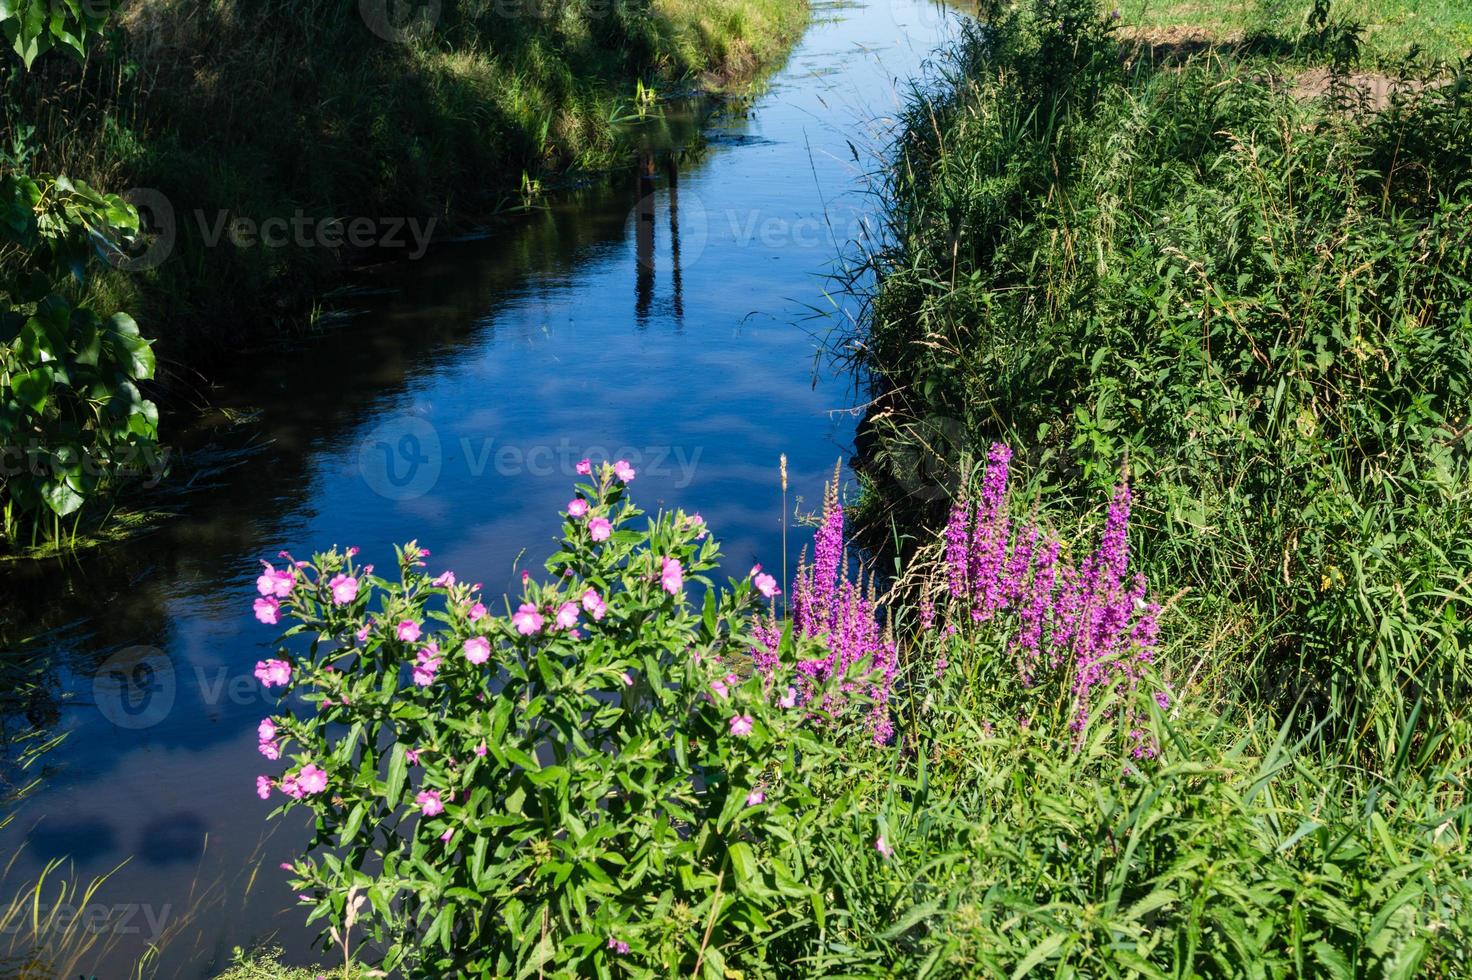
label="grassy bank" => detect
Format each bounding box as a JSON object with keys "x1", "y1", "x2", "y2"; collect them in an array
[
  {"x1": 1118, "y1": 0, "x2": 1472, "y2": 64},
  {"x1": 854, "y1": 0, "x2": 1471, "y2": 768},
  {"x1": 4, "y1": 0, "x2": 809, "y2": 369}
]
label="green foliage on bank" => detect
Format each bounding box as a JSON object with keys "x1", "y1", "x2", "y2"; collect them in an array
[
  {"x1": 858, "y1": 0, "x2": 1472, "y2": 767},
  {"x1": 0, "y1": 1, "x2": 162, "y2": 549}
]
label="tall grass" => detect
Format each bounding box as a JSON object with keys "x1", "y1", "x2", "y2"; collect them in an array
[{"x1": 853, "y1": 0, "x2": 1472, "y2": 768}]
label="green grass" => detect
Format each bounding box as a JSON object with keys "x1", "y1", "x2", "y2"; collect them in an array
[
  {"x1": 854, "y1": 0, "x2": 1472, "y2": 767},
  {"x1": 1118, "y1": 0, "x2": 1472, "y2": 64},
  {"x1": 214, "y1": 947, "x2": 356, "y2": 980}
]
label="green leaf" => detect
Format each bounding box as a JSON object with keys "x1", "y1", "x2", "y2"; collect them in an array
[
  {"x1": 385, "y1": 743, "x2": 408, "y2": 807},
  {"x1": 12, "y1": 364, "x2": 52, "y2": 413}
]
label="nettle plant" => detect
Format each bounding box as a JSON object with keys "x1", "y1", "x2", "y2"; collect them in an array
[{"x1": 251, "y1": 462, "x2": 880, "y2": 978}]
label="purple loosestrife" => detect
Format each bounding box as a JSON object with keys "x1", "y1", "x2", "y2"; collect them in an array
[
  {"x1": 944, "y1": 499, "x2": 970, "y2": 599},
  {"x1": 939, "y1": 445, "x2": 1164, "y2": 735},
  {"x1": 765, "y1": 470, "x2": 899, "y2": 743},
  {"x1": 968, "y1": 443, "x2": 1013, "y2": 619}
]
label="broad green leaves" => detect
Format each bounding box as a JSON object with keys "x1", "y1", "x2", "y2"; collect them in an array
[
  {"x1": 259, "y1": 482, "x2": 854, "y2": 977},
  {"x1": 0, "y1": 0, "x2": 117, "y2": 69},
  {"x1": 0, "y1": 142, "x2": 157, "y2": 540}
]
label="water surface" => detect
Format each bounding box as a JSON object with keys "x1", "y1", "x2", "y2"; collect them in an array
[{"x1": 0, "y1": 2, "x2": 970, "y2": 974}]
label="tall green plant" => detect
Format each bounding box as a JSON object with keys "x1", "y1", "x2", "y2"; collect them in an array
[
  {"x1": 0, "y1": 0, "x2": 159, "y2": 547},
  {"x1": 253, "y1": 464, "x2": 881, "y2": 977}
]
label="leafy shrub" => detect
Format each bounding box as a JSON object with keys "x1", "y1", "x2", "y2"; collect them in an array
[
  {"x1": 252, "y1": 462, "x2": 888, "y2": 977},
  {"x1": 0, "y1": 2, "x2": 158, "y2": 547}
]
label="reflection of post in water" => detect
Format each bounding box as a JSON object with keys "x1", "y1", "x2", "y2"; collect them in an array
[
  {"x1": 665, "y1": 154, "x2": 684, "y2": 327},
  {"x1": 635, "y1": 151, "x2": 656, "y2": 326}
]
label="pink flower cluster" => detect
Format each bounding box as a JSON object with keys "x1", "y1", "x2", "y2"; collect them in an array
[
  {"x1": 942, "y1": 444, "x2": 1162, "y2": 739},
  {"x1": 753, "y1": 475, "x2": 898, "y2": 743}
]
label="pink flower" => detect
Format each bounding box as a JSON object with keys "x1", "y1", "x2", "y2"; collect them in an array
[
  {"x1": 875, "y1": 836, "x2": 893, "y2": 858},
  {"x1": 581, "y1": 589, "x2": 607, "y2": 621},
  {"x1": 729, "y1": 715, "x2": 754, "y2": 737},
  {"x1": 296, "y1": 764, "x2": 327, "y2": 795},
  {"x1": 576, "y1": 458, "x2": 592, "y2": 476},
  {"x1": 396, "y1": 620, "x2": 422, "y2": 643},
  {"x1": 661, "y1": 557, "x2": 684, "y2": 595},
  {"x1": 554, "y1": 602, "x2": 579, "y2": 630},
  {"x1": 440, "y1": 828, "x2": 454, "y2": 843},
  {"x1": 475, "y1": 742, "x2": 487, "y2": 757},
  {"x1": 463, "y1": 636, "x2": 491, "y2": 665},
  {"x1": 258, "y1": 718, "x2": 277, "y2": 741},
  {"x1": 512, "y1": 603, "x2": 544, "y2": 636},
  {"x1": 413, "y1": 644, "x2": 440, "y2": 686},
  {"x1": 780, "y1": 686, "x2": 798, "y2": 709},
  {"x1": 621, "y1": 671, "x2": 634, "y2": 687},
  {"x1": 406, "y1": 748, "x2": 420, "y2": 766},
  {"x1": 253, "y1": 596, "x2": 281, "y2": 626},
  {"x1": 432, "y1": 570, "x2": 456, "y2": 587},
  {"x1": 254, "y1": 659, "x2": 292, "y2": 688},
  {"x1": 687, "y1": 513, "x2": 707, "y2": 538},
  {"x1": 258, "y1": 740, "x2": 281, "y2": 760},
  {"x1": 746, "y1": 789, "x2": 765, "y2": 806},
  {"x1": 468, "y1": 602, "x2": 487, "y2": 622},
  {"x1": 588, "y1": 517, "x2": 612, "y2": 542},
  {"x1": 355, "y1": 622, "x2": 372, "y2": 644},
  {"x1": 567, "y1": 498, "x2": 589, "y2": 518},
  {"x1": 328, "y1": 574, "x2": 359, "y2": 605},
  {"x1": 607, "y1": 937, "x2": 630, "y2": 955},
  {"x1": 256, "y1": 776, "x2": 272, "y2": 799},
  {"x1": 710, "y1": 678, "x2": 729, "y2": 700},
  {"x1": 417, "y1": 790, "x2": 444, "y2": 816},
  {"x1": 754, "y1": 573, "x2": 780, "y2": 598},
  {"x1": 613, "y1": 460, "x2": 636, "y2": 482},
  {"x1": 256, "y1": 562, "x2": 295, "y2": 598}
]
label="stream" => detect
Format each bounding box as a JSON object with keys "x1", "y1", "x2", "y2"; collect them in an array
[{"x1": 0, "y1": 1, "x2": 968, "y2": 974}]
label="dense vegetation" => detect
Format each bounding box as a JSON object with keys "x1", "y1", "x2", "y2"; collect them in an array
[
  {"x1": 246, "y1": 458, "x2": 1471, "y2": 976},
  {"x1": 235, "y1": 2, "x2": 1472, "y2": 975},
  {"x1": 856, "y1": 0, "x2": 1472, "y2": 768}
]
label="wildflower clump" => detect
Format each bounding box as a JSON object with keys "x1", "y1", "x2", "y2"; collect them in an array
[
  {"x1": 248, "y1": 462, "x2": 859, "y2": 977},
  {"x1": 751, "y1": 468, "x2": 899, "y2": 743},
  {"x1": 937, "y1": 444, "x2": 1164, "y2": 747}
]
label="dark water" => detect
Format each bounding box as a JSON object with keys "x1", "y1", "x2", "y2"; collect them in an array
[{"x1": 0, "y1": 2, "x2": 968, "y2": 975}]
